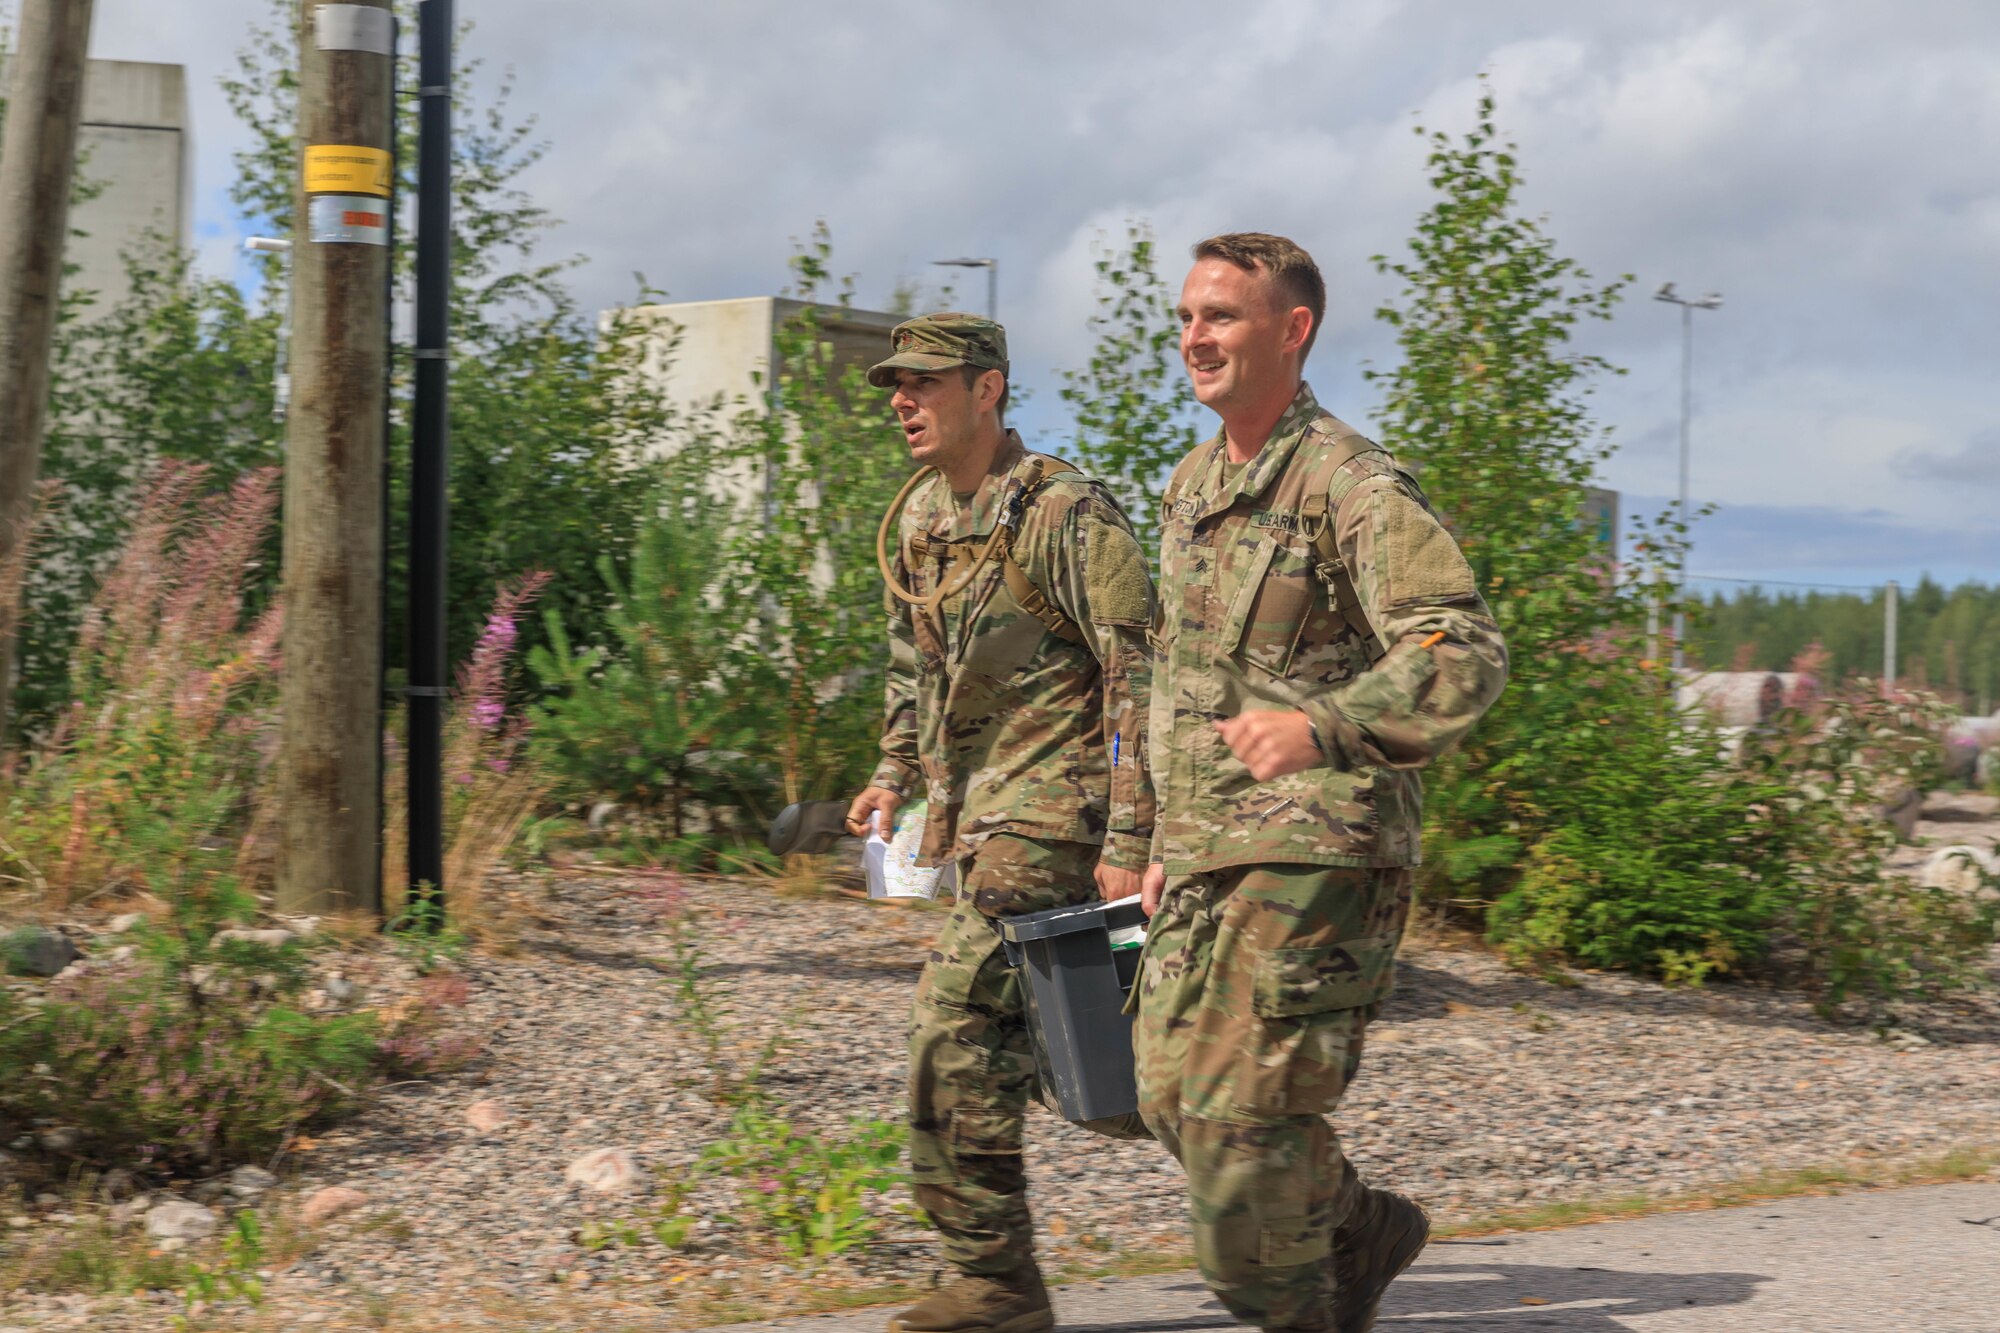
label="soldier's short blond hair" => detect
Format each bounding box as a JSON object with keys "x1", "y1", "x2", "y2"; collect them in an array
[{"x1": 1191, "y1": 232, "x2": 1327, "y2": 361}]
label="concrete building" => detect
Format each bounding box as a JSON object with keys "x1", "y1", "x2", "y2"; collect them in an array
[
  {"x1": 1584, "y1": 486, "x2": 1619, "y2": 552},
  {"x1": 620, "y1": 296, "x2": 902, "y2": 459},
  {"x1": 0, "y1": 56, "x2": 190, "y2": 316}
]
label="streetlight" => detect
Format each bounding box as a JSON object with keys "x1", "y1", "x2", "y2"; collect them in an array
[
  {"x1": 931, "y1": 256, "x2": 997, "y2": 321},
  {"x1": 1653, "y1": 281, "x2": 1723, "y2": 672},
  {"x1": 244, "y1": 236, "x2": 293, "y2": 420}
]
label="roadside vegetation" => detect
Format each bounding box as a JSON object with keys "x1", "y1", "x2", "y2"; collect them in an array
[{"x1": 1, "y1": 23, "x2": 1995, "y2": 1323}]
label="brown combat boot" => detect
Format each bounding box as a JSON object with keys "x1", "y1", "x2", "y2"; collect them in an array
[
  {"x1": 1330, "y1": 1187, "x2": 1429, "y2": 1333},
  {"x1": 887, "y1": 1270, "x2": 1054, "y2": 1333}
]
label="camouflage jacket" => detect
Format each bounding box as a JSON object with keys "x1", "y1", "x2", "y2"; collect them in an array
[
  {"x1": 1147, "y1": 384, "x2": 1508, "y2": 873},
  {"x1": 870, "y1": 432, "x2": 1158, "y2": 870}
]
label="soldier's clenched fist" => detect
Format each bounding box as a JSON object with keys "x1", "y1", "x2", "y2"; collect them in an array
[{"x1": 1214, "y1": 710, "x2": 1321, "y2": 781}]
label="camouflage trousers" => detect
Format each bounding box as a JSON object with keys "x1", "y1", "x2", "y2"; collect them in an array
[
  {"x1": 908, "y1": 833, "x2": 1152, "y2": 1278},
  {"x1": 1133, "y1": 863, "x2": 1412, "y2": 1330}
]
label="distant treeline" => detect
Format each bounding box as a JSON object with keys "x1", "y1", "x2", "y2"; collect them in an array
[{"x1": 1688, "y1": 579, "x2": 2000, "y2": 712}]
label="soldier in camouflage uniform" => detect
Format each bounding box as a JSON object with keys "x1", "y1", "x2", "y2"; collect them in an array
[
  {"x1": 845, "y1": 313, "x2": 1159, "y2": 1333},
  {"x1": 1134, "y1": 235, "x2": 1509, "y2": 1332}
]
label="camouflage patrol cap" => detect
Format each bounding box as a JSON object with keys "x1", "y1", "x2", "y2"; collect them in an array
[{"x1": 866, "y1": 312, "x2": 1009, "y2": 389}]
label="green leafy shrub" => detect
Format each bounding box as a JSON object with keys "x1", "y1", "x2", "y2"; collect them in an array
[
  {"x1": 528, "y1": 470, "x2": 777, "y2": 862},
  {"x1": 1367, "y1": 84, "x2": 1995, "y2": 1013},
  {"x1": 1483, "y1": 660, "x2": 1789, "y2": 982},
  {"x1": 0, "y1": 922, "x2": 482, "y2": 1173},
  {"x1": 1489, "y1": 681, "x2": 1996, "y2": 1012},
  {"x1": 0, "y1": 947, "x2": 374, "y2": 1173},
  {"x1": 717, "y1": 232, "x2": 910, "y2": 810},
  {"x1": 174, "y1": 1209, "x2": 268, "y2": 1325},
  {"x1": 1750, "y1": 688, "x2": 1996, "y2": 1009},
  {"x1": 697, "y1": 1107, "x2": 909, "y2": 1264}
]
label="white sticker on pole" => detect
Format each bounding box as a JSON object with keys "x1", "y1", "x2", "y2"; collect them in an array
[
  {"x1": 315, "y1": 4, "x2": 395, "y2": 55},
  {"x1": 309, "y1": 194, "x2": 389, "y2": 245}
]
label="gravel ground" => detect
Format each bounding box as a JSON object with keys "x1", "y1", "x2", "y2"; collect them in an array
[{"x1": 4, "y1": 798, "x2": 2000, "y2": 1331}]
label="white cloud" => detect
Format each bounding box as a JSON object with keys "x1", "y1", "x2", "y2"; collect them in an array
[{"x1": 77, "y1": 0, "x2": 2000, "y2": 584}]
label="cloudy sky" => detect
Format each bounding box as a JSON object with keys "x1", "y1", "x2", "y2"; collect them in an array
[{"x1": 82, "y1": 0, "x2": 2000, "y2": 590}]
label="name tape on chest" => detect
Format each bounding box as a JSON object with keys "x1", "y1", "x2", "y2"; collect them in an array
[{"x1": 1250, "y1": 510, "x2": 1303, "y2": 535}]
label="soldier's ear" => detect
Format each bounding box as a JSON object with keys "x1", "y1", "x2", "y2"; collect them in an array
[
  {"x1": 975, "y1": 368, "x2": 1006, "y2": 413},
  {"x1": 1284, "y1": 306, "x2": 1314, "y2": 358}
]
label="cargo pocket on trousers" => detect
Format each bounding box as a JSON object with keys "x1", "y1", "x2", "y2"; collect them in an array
[
  {"x1": 1234, "y1": 931, "x2": 1399, "y2": 1117},
  {"x1": 949, "y1": 1108, "x2": 1023, "y2": 1155}
]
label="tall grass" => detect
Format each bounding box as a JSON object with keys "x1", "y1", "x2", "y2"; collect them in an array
[
  {"x1": 382, "y1": 571, "x2": 553, "y2": 938},
  {"x1": 1, "y1": 461, "x2": 551, "y2": 927},
  {"x1": 1, "y1": 463, "x2": 280, "y2": 911}
]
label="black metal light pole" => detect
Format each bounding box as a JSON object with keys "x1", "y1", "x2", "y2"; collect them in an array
[
  {"x1": 407, "y1": 0, "x2": 453, "y2": 924},
  {"x1": 931, "y1": 256, "x2": 997, "y2": 320}
]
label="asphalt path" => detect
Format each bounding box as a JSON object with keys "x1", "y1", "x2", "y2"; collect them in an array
[{"x1": 719, "y1": 1180, "x2": 2000, "y2": 1333}]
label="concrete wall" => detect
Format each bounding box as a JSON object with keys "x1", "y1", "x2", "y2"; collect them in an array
[
  {"x1": 1, "y1": 57, "x2": 190, "y2": 317},
  {"x1": 616, "y1": 297, "x2": 906, "y2": 594},
  {"x1": 621, "y1": 296, "x2": 903, "y2": 459}
]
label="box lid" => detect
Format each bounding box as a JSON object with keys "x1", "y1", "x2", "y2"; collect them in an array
[{"x1": 999, "y1": 896, "x2": 1148, "y2": 944}]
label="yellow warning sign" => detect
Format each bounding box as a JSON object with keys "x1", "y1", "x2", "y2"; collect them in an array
[{"x1": 304, "y1": 145, "x2": 392, "y2": 198}]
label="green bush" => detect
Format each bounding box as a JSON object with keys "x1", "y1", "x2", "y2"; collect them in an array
[
  {"x1": 0, "y1": 915, "x2": 482, "y2": 1173},
  {"x1": 1486, "y1": 677, "x2": 1787, "y2": 985},
  {"x1": 696, "y1": 1107, "x2": 909, "y2": 1264},
  {"x1": 528, "y1": 469, "x2": 778, "y2": 857},
  {"x1": 1488, "y1": 684, "x2": 1998, "y2": 1011},
  {"x1": 0, "y1": 942, "x2": 375, "y2": 1173}
]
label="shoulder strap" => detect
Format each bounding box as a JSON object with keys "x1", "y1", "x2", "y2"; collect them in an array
[
  {"x1": 905, "y1": 454, "x2": 1087, "y2": 646},
  {"x1": 999, "y1": 455, "x2": 1087, "y2": 645},
  {"x1": 1296, "y1": 421, "x2": 1391, "y2": 663}
]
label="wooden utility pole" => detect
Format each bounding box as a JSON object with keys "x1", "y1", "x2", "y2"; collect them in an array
[
  {"x1": 0, "y1": 0, "x2": 94, "y2": 737},
  {"x1": 275, "y1": 0, "x2": 395, "y2": 915}
]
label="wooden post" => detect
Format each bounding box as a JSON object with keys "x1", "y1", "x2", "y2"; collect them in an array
[
  {"x1": 275, "y1": 0, "x2": 395, "y2": 915},
  {"x1": 0, "y1": 0, "x2": 94, "y2": 737}
]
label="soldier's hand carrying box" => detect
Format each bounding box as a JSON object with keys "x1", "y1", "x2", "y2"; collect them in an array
[{"x1": 1000, "y1": 897, "x2": 1148, "y2": 1124}]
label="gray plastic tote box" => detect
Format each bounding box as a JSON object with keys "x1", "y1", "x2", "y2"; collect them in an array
[{"x1": 1000, "y1": 897, "x2": 1148, "y2": 1124}]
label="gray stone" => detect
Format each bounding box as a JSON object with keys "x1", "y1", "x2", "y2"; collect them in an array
[
  {"x1": 144, "y1": 1201, "x2": 218, "y2": 1241},
  {"x1": 2, "y1": 927, "x2": 79, "y2": 978},
  {"x1": 210, "y1": 928, "x2": 295, "y2": 950},
  {"x1": 324, "y1": 976, "x2": 359, "y2": 1004},
  {"x1": 227, "y1": 1165, "x2": 277, "y2": 1199}
]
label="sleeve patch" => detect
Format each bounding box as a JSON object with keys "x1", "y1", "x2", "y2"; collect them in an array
[
  {"x1": 1084, "y1": 514, "x2": 1155, "y2": 628},
  {"x1": 1381, "y1": 491, "x2": 1477, "y2": 607}
]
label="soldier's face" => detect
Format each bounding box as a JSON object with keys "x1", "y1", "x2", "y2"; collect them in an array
[
  {"x1": 890, "y1": 368, "x2": 982, "y2": 469},
  {"x1": 1177, "y1": 258, "x2": 1307, "y2": 413}
]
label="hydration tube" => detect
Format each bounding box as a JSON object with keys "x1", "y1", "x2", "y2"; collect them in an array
[{"x1": 876, "y1": 465, "x2": 1014, "y2": 614}]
